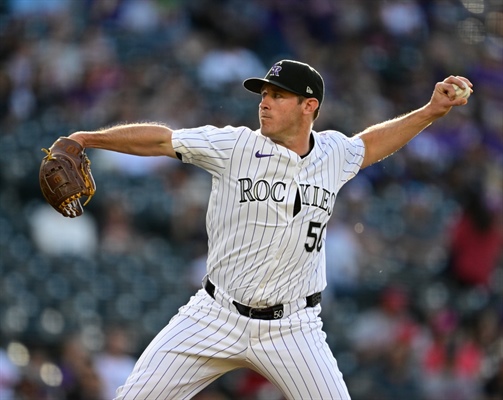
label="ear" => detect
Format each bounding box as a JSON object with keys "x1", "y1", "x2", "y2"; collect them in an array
[{"x1": 303, "y1": 98, "x2": 319, "y2": 115}]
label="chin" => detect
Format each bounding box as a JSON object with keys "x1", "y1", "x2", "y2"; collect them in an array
[{"x1": 260, "y1": 122, "x2": 281, "y2": 140}]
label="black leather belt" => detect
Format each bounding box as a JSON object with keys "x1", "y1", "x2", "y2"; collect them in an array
[{"x1": 204, "y1": 279, "x2": 321, "y2": 320}]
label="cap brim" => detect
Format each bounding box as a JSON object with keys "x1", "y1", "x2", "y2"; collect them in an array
[
  {"x1": 243, "y1": 78, "x2": 266, "y2": 94},
  {"x1": 243, "y1": 78, "x2": 304, "y2": 97}
]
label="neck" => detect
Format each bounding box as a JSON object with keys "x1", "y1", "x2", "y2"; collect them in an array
[
  {"x1": 290, "y1": 118, "x2": 314, "y2": 156},
  {"x1": 271, "y1": 132, "x2": 312, "y2": 156}
]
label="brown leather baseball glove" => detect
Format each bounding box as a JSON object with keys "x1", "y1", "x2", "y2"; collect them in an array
[{"x1": 39, "y1": 137, "x2": 96, "y2": 217}]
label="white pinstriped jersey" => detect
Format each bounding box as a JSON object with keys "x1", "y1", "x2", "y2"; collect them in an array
[{"x1": 172, "y1": 125, "x2": 364, "y2": 308}]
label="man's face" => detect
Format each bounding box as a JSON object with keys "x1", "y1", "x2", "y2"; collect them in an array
[{"x1": 258, "y1": 83, "x2": 304, "y2": 142}]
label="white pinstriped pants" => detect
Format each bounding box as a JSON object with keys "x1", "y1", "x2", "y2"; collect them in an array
[{"x1": 114, "y1": 289, "x2": 351, "y2": 400}]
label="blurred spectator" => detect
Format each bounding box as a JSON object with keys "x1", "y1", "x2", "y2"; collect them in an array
[
  {"x1": 14, "y1": 347, "x2": 59, "y2": 400},
  {"x1": 483, "y1": 359, "x2": 503, "y2": 400},
  {"x1": 473, "y1": 307, "x2": 502, "y2": 355},
  {"x1": 0, "y1": 347, "x2": 20, "y2": 400},
  {"x1": 58, "y1": 335, "x2": 103, "y2": 400},
  {"x1": 446, "y1": 188, "x2": 503, "y2": 289},
  {"x1": 29, "y1": 203, "x2": 99, "y2": 257},
  {"x1": 162, "y1": 164, "x2": 212, "y2": 245},
  {"x1": 197, "y1": 38, "x2": 267, "y2": 91},
  {"x1": 99, "y1": 195, "x2": 142, "y2": 254},
  {"x1": 117, "y1": 0, "x2": 163, "y2": 33},
  {"x1": 365, "y1": 339, "x2": 422, "y2": 400},
  {"x1": 350, "y1": 285, "x2": 417, "y2": 363},
  {"x1": 421, "y1": 308, "x2": 483, "y2": 400},
  {"x1": 6, "y1": 42, "x2": 36, "y2": 121},
  {"x1": 94, "y1": 325, "x2": 137, "y2": 399},
  {"x1": 325, "y1": 219, "x2": 364, "y2": 298},
  {"x1": 379, "y1": 0, "x2": 427, "y2": 39},
  {"x1": 93, "y1": 151, "x2": 172, "y2": 177},
  {"x1": 186, "y1": 253, "x2": 208, "y2": 292}
]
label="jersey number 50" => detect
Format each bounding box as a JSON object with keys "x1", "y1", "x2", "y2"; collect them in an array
[{"x1": 304, "y1": 221, "x2": 327, "y2": 252}]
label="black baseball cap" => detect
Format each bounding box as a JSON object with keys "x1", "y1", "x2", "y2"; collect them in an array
[{"x1": 243, "y1": 60, "x2": 324, "y2": 106}]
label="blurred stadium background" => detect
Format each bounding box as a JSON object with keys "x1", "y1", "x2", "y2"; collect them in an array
[{"x1": 0, "y1": 0, "x2": 502, "y2": 399}]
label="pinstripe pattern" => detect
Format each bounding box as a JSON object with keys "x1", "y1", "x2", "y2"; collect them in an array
[
  {"x1": 115, "y1": 290, "x2": 350, "y2": 400},
  {"x1": 173, "y1": 125, "x2": 364, "y2": 307},
  {"x1": 116, "y1": 125, "x2": 363, "y2": 399},
  {"x1": 115, "y1": 291, "x2": 249, "y2": 399}
]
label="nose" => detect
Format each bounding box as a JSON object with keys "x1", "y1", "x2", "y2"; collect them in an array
[{"x1": 259, "y1": 96, "x2": 270, "y2": 110}]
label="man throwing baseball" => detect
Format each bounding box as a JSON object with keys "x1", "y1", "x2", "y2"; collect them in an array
[{"x1": 64, "y1": 60, "x2": 472, "y2": 399}]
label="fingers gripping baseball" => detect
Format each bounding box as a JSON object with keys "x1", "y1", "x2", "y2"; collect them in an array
[
  {"x1": 429, "y1": 75, "x2": 473, "y2": 117},
  {"x1": 440, "y1": 75, "x2": 473, "y2": 101},
  {"x1": 39, "y1": 137, "x2": 96, "y2": 218}
]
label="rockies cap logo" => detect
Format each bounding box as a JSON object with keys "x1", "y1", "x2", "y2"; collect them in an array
[{"x1": 269, "y1": 65, "x2": 282, "y2": 77}]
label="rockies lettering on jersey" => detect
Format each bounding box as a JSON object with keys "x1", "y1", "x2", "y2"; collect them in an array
[
  {"x1": 299, "y1": 183, "x2": 336, "y2": 216},
  {"x1": 238, "y1": 178, "x2": 336, "y2": 216},
  {"x1": 238, "y1": 178, "x2": 286, "y2": 203}
]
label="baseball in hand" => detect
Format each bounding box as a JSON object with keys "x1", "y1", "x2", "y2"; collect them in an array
[{"x1": 452, "y1": 81, "x2": 471, "y2": 99}]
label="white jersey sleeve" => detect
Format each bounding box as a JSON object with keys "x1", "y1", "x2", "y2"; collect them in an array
[
  {"x1": 171, "y1": 125, "x2": 365, "y2": 307},
  {"x1": 171, "y1": 125, "x2": 241, "y2": 176}
]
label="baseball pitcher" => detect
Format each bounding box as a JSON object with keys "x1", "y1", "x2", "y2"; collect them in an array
[{"x1": 40, "y1": 60, "x2": 472, "y2": 399}]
